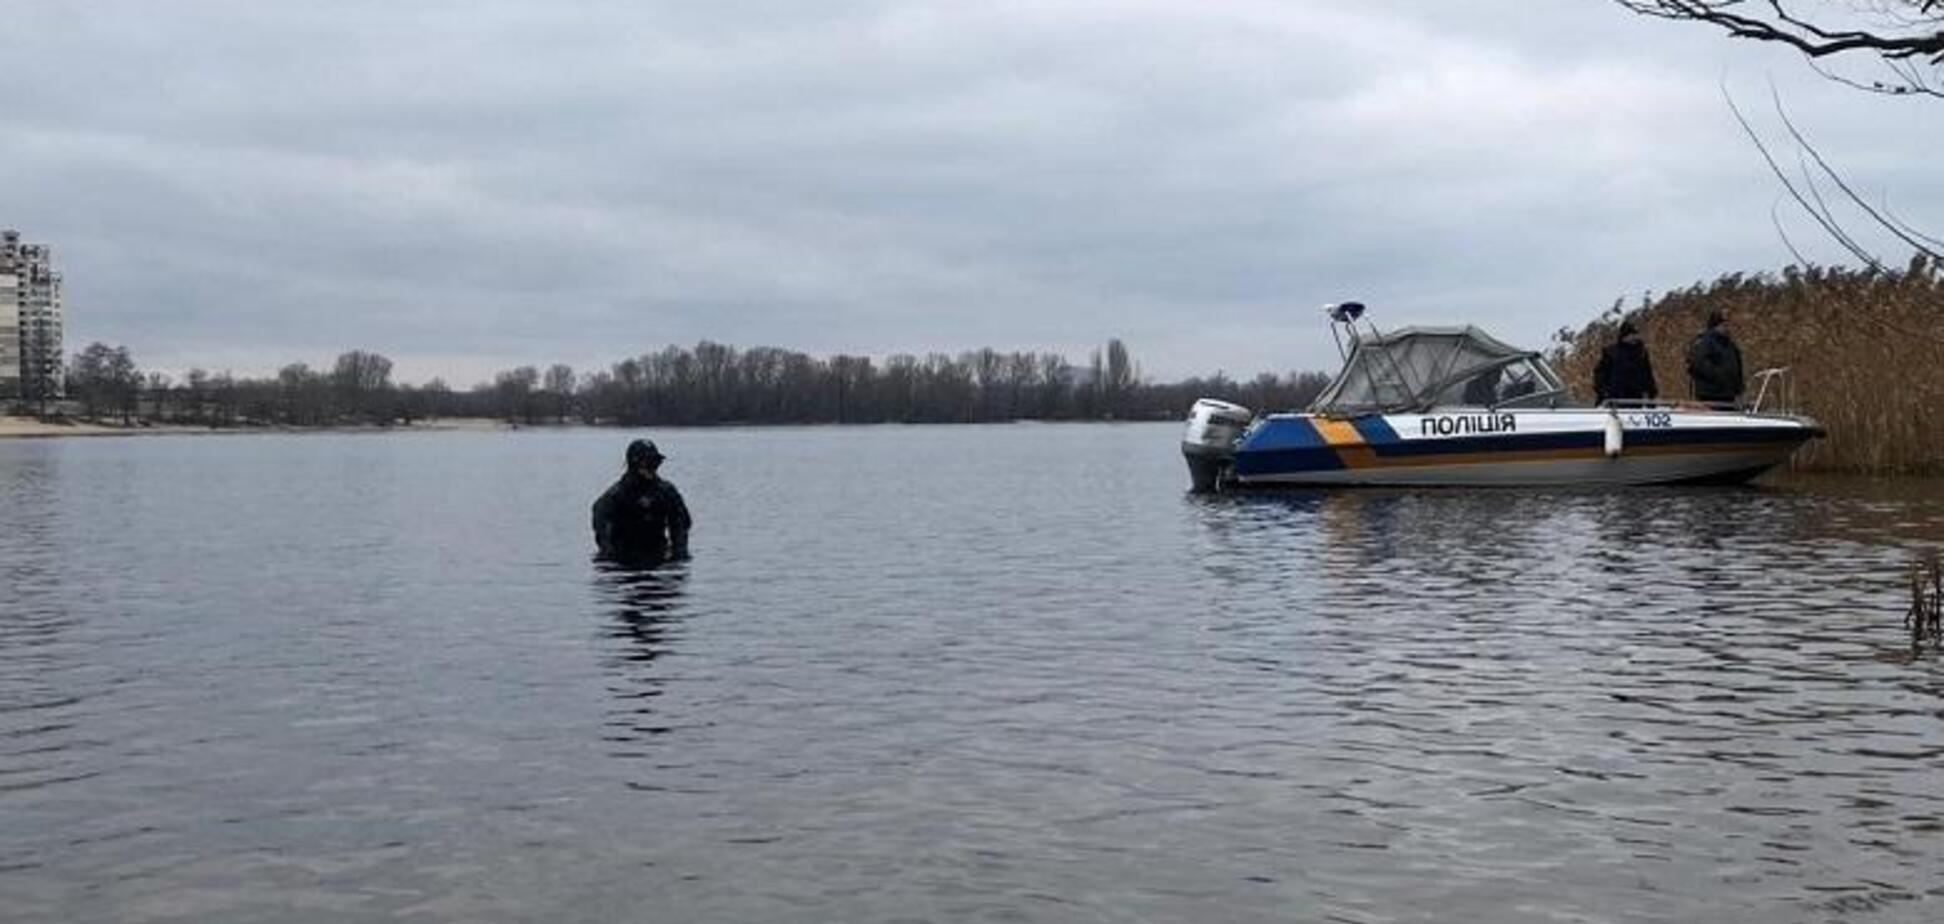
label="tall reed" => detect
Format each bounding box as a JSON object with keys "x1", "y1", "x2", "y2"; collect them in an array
[{"x1": 1550, "y1": 255, "x2": 1944, "y2": 474}]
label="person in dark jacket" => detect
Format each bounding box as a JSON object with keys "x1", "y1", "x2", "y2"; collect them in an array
[
  {"x1": 1592, "y1": 319, "x2": 1659, "y2": 406},
  {"x1": 592, "y1": 439, "x2": 691, "y2": 562},
  {"x1": 1684, "y1": 309, "x2": 1744, "y2": 405}
]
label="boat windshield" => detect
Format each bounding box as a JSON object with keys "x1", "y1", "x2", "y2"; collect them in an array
[{"x1": 1309, "y1": 325, "x2": 1567, "y2": 414}]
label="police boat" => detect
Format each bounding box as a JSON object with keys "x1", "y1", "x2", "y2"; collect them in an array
[{"x1": 1182, "y1": 303, "x2": 1823, "y2": 490}]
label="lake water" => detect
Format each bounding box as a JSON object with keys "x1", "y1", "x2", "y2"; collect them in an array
[{"x1": 2, "y1": 423, "x2": 1941, "y2": 923}]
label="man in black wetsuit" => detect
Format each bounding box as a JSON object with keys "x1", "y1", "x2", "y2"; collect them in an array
[{"x1": 591, "y1": 439, "x2": 692, "y2": 562}]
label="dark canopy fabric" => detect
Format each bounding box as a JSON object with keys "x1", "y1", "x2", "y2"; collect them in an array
[{"x1": 1310, "y1": 325, "x2": 1561, "y2": 414}]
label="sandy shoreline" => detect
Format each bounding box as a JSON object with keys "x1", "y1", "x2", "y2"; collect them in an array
[{"x1": 0, "y1": 416, "x2": 512, "y2": 438}]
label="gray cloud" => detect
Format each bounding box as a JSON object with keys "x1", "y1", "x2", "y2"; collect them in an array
[{"x1": 5, "y1": 0, "x2": 1940, "y2": 385}]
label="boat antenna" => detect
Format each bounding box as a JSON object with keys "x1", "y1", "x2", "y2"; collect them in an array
[{"x1": 1323, "y1": 302, "x2": 1363, "y2": 360}]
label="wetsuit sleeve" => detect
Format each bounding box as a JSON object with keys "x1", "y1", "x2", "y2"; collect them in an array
[
  {"x1": 591, "y1": 486, "x2": 617, "y2": 554},
  {"x1": 663, "y1": 482, "x2": 692, "y2": 557}
]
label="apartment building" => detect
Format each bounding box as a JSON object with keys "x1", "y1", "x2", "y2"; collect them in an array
[
  {"x1": 1, "y1": 229, "x2": 64, "y2": 402},
  {"x1": 0, "y1": 272, "x2": 18, "y2": 395}
]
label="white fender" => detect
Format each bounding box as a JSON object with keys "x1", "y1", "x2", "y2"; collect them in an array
[{"x1": 1604, "y1": 413, "x2": 1624, "y2": 458}]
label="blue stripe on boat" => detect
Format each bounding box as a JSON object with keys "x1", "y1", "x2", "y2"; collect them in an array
[
  {"x1": 1351, "y1": 415, "x2": 1399, "y2": 444},
  {"x1": 1240, "y1": 417, "x2": 1328, "y2": 450},
  {"x1": 1232, "y1": 418, "x2": 1344, "y2": 474}
]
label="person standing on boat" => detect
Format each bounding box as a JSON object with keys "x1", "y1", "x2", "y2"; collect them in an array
[
  {"x1": 1684, "y1": 309, "x2": 1744, "y2": 406},
  {"x1": 592, "y1": 439, "x2": 692, "y2": 562},
  {"x1": 1593, "y1": 319, "x2": 1659, "y2": 406}
]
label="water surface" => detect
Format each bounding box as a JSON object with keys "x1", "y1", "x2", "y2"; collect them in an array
[{"x1": 2, "y1": 424, "x2": 1941, "y2": 922}]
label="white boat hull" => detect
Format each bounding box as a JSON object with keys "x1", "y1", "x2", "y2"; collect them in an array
[
  {"x1": 1235, "y1": 445, "x2": 1799, "y2": 486},
  {"x1": 1188, "y1": 408, "x2": 1821, "y2": 489}
]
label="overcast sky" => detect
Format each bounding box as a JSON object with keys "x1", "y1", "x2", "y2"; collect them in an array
[{"x1": 5, "y1": 0, "x2": 1940, "y2": 385}]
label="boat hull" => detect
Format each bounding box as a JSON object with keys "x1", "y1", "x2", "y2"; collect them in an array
[{"x1": 1194, "y1": 409, "x2": 1821, "y2": 488}]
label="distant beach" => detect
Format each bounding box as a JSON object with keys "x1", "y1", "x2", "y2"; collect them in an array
[{"x1": 0, "y1": 415, "x2": 510, "y2": 439}]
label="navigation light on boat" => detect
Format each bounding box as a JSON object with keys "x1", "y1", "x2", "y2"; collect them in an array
[{"x1": 1325, "y1": 301, "x2": 1366, "y2": 323}]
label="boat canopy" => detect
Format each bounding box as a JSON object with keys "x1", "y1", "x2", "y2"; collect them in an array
[{"x1": 1309, "y1": 325, "x2": 1568, "y2": 414}]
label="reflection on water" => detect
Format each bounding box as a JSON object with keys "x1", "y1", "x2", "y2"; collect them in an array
[
  {"x1": 1184, "y1": 484, "x2": 1944, "y2": 921},
  {"x1": 0, "y1": 446, "x2": 97, "y2": 877},
  {"x1": 595, "y1": 559, "x2": 690, "y2": 752},
  {"x1": 2, "y1": 428, "x2": 1941, "y2": 923}
]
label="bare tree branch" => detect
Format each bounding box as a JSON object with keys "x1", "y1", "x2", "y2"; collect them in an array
[
  {"x1": 1722, "y1": 85, "x2": 1884, "y2": 267},
  {"x1": 1618, "y1": 1, "x2": 1944, "y2": 93},
  {"x1": 1793, "y1": 149, "x2": 1879, "y2": 262},
  {"x1": 1804, "y1": 54, "x2": 1943, "y2": 96},
  {"x1": 1770, "y1": 197, "x2": 1816, "y2": 264},
  {"x1": 1769, "y1": 85, "x2": 1944, "y2": 259},
  {"x1": 1881, "y1": 197, "x2": 1944, "y2": 249}
]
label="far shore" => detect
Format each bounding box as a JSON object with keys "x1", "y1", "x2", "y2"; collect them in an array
[
  {"x1": 0, "y1": 415, "x2": 512, "y2": 439},
  {"x1": 2, "y1": 416, "x2": 1179, "y2": 440}
]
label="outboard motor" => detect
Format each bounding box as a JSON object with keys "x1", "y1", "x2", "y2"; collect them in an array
[{"x1": 1182, "y1": 398, "x2": 1253, "y2": 492}]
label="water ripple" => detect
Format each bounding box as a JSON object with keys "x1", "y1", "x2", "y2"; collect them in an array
[{"x1": 2, "y1": 430, "x2": 1942, "y2": 922}]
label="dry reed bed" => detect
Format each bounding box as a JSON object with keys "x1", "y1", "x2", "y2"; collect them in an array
[{"x1": 1549, "y1": 256, "x2": 1944, "y2": 474}]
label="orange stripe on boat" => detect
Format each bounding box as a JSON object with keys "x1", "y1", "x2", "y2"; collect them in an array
[
  {"x1": 1312, "y1": 418, "x2": 1378, "y2": 468},
  {"x1": 1312, "y1": 418, "x2": 1362, "y2": 445}
]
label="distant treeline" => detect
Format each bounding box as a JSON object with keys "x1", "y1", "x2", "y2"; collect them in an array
[
  {"x1": 54, "y1": 338, "x2": 1329, "y2": 428},
  {"x1": 1552, "y1": 255, "x2": 1944, "y2": 474}
]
